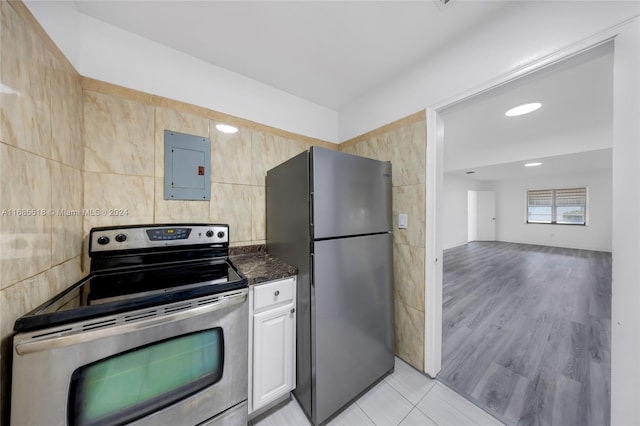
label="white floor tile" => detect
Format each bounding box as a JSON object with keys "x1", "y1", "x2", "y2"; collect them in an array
[
  {"x1": 399, "y1": 408, "x2": 439, "y2": 426},
  {"x1": 252, "y1": 398, "x2": 311, "y2": 426},
  {"x1": 417, "y1": 383, "x2": 504, "y2": 426},
  {"x1": 385, "y1": 357, "x2": 436, "y2": 405},
  {"x1": 327, "y1": 403, "x2": 375, "y2": 426},
  {"x1": 260, "y1": 378, "x2": 505, "y2": 426},
  {"x1": 356, "y1": 380, "x2": 413, "y2": 426}
]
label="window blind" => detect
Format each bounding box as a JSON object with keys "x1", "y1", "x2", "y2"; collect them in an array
[
  {"x1": 526, "y1": 187, "x2": 587, "y2": 225},
  {"x1": 527, "y1": 190, "x2": 553, "y2": 206},
  {"x1": 527, "y1": 189, "x2": 553, "y2": 223},
  {"x1": 555, "y1": 187, "x2": 587, "y2": 207}
]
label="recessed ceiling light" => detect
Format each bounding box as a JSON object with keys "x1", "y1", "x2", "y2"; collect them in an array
[
  {"x1": 525, "y1": 162, "x2": 542, "y2": 167},
  {"x1": 505, "y1": 102, "x2": 542, "y2": 117},
  {"x1": 215, "y1": 124, "x2": 238, "y2": 134}
]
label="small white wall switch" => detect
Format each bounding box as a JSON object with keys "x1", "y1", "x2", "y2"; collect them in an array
[{"x1": 398, "y1": 213, "x2": 408, "y2": 229}]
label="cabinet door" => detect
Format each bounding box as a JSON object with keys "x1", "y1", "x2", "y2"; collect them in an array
[{"x1": 252, "y1": 303, "x2": 294, "y2": 410}]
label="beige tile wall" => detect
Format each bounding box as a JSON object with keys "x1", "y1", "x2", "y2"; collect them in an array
[
  {"x1": 0, "y1": 1, "x2": 84, "y2": 421},
  {"x1": 79, "y1": 88, "x2": 330, "y2": 271},
  {"x1": 0, "y1": 3, "x2": 334, "y2": 417},
  {"x1": 340, "y1": 112, "x2": 427, "y2": 371},
  {"x1": 0, "y1": 2, "x2": 428, "y2": 422}
]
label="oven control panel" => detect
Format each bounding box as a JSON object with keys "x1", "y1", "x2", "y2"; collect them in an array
[
  {"x1": 90, "y1": 224, "x2": 228, "y2": 252},
  {"x1": 146, "y1": 227, "x2": 192, "y2": 241}
]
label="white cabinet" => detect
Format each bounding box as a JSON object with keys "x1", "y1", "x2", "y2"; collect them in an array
[{"x1": 248, "y1": 276, "x2": 296, "y2": 415}]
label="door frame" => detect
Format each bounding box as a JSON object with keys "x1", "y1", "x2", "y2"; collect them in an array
[{"x1": 423, "y1": 17, "x2": 639, "y2": 379}]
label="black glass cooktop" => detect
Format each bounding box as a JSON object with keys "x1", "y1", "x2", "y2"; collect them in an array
[{"x1": 14, "y1": 260, "x2": 246, "y2": 332}]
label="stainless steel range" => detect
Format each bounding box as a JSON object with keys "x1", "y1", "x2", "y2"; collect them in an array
[{"x1": 10, "y1": 224, "x2": 248, "y2": 426}]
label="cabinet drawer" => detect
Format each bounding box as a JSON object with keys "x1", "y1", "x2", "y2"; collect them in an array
[{"x1": 253, "y1": 278, "x2": 295, "y2": 311}]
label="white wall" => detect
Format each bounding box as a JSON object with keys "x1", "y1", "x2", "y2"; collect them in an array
[
  {"x1": 434, "y1": 14, "x2": 638, "y2": 423},
  {"x1": 487, "y1": 170, "x2": 612, "y2": 252},
  {"x1": 339, "y1": 1, "x2": 640, "y2": 141},
  {"x1": 440, "y1": 17, "x2": 640, "y2": 425},
  {"x1": 443, "y1": 174, "x2": 485, "y2": 249},
  {"x1": 611, "y1": 18, "x2": 640, "y2": 425},
  {"x1": 24, "y1": 1, "x2": 340, "y2": 143},
  {"x1": 445, "y1": 170, "x2": 613, "y2": 252}
]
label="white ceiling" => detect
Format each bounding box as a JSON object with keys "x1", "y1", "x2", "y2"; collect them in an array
[
  {"x1": 441, "y1": 41, "x2": 614, "y2": 182},
  {"x1": 73, "y1": 0, "x2": 511, "y2": 110},
  {"x1": 447, "y1": 148, "x2": 613, "y2": 182},
  {"x1": 68, "y1": 0, "x2": 614, "y2": 177}
]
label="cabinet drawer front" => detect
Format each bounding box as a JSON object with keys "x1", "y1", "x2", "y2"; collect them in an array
[{"x1": 253, "y1": 278, "x2": 295, "y2": 311}]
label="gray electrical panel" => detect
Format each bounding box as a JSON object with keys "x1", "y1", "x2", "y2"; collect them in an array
[{"x1": 164, "y1": 130, "x2": 211, "y2": 201}]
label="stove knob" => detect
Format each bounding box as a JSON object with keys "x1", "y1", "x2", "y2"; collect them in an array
[
  {"x1": 97, "y1": 236, "x2": 110, "y2": 245},
  {"x1": 217, "y1": 231, "x2": 225, "y2": 239},
  {"x1": 115, "y1": 234, "x2": 127, "y2": 243},
  {"x1": 206, "y1": 230, "x2": 214, "y2": 238}
]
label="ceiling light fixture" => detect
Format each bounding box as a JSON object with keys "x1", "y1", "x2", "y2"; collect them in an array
[
  {"x1": 525, "y1": 162, "x2": 542, "y2": 167},
  {"x1": 215, "y1": 124, "x2": 238, "y2": 134},
  {"x1": 505, "y1": 102, "x2": 542, "y2": 117}
]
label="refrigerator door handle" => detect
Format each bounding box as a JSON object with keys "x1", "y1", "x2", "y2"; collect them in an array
[
  {"x1": 309, "y1": 191, "x2": 314, "y2": 228},
  {"x1": 310, "y1": 252, "x2": 314, "y2": 287}
]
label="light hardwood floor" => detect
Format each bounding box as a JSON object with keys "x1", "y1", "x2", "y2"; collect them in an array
[{"x1": 440, "y1": 242, "x2": 612, "y2": 426}]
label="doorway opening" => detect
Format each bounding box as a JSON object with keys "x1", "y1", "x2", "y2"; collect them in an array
[
  {"x1": 467, "y1": 190, "x2": 496, "y2": 243},
  {"x1": 430, "y1": 41, "x2": 614, "y2": 425}
]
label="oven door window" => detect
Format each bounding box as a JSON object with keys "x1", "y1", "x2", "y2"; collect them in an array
[{"x1": 68, "y1": 328, "x2": 224, "y2": 426}]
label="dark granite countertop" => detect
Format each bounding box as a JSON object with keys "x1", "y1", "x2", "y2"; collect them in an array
[{"x1": 229, "y1": 245, "x2": 297, "y2": 285}]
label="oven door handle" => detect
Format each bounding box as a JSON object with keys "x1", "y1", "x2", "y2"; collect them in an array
[{"x1": 15, "y1": 289, "x2": 247, "y2": 355}]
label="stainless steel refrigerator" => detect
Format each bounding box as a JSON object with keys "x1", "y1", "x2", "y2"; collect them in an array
[{"x1": 266, "y1": 147, "x2": 394, "y2": 425}]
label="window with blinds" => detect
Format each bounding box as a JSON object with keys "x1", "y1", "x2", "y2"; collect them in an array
[{"x1": 526, "y1": 187, "x2": 587, "y2": 225}]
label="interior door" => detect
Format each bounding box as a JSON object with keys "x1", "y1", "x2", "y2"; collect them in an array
[{"x1": 476, "y1": 190, "x2": 496, "y2": 241}]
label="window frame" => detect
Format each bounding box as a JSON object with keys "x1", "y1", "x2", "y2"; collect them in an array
[{"x1": 525, "y1": 186, "x2": 588, "y2": 226}]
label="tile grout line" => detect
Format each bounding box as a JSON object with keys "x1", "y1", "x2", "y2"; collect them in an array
[
  {"x1": 356, "y1": 377, "x2": 416, "y2": 426},
  {"x1": 381, "y1": 372, "x2": 440, "y2": 425},
  {"x1": 418, "y1": 383, "x2": 479, "y2": 425},
  {"x1": 353, "y1": 401, "x2": 379, "y2": 426},
  {"x1": 383, "y1": 376, "x2": 422, "y2": 409},
  {"x1": 433, "y1": 381, "x2": 505, "y2": 426}
]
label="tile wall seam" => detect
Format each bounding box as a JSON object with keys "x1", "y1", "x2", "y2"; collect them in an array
[
  {"x1": 340, "y1": 110, "x2": 426, "y2": 149},
  {"x1": 396, "y1": 241, "x2": 427, "y2": 250},
  {"x1": 1, "y1": 263, "x2": 53, "y2": 291},
  {"x1": 0, "y1": 140, "x2": 64, "y2": 165},
  {"x1": 42, "y1": 256, "x2": 82, "y2": 276},
  {"x1": 152, "y1": 107, "x2": 158, "y2": 223},
  {"x1": 48, "y1": 58, "x2": 55, "y2": 267},
  {"x1": 82, "y1": 170, "x2": 156, "y2": 179},
  {"x1": 81, "y1": 79, "x2": 336, "y2": 150}
]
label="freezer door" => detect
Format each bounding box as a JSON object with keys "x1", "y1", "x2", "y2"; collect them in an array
[
  {"x1": 312, "y1": 233, "x2": 394, "y2": 425},
  {"x1": 311, "y1": 148, "x2": 391, "y2": 239}
]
